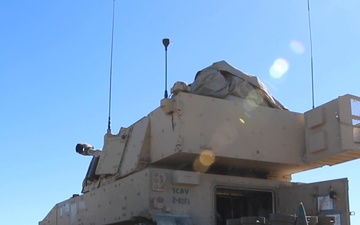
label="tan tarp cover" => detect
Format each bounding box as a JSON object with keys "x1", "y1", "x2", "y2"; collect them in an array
[{"x1": 190, "y1": 61, "x2": 287, "y2": 110}]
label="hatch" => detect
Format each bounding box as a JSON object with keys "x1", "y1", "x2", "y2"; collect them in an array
[{"x1": 215, "y1": 186, "x2": 274, "y2": 225}]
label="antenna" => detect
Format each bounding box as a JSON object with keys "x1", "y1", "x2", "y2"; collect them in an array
[
  {"x1": 162, "y1": 38, "x2": 170, "y2": 98},
  {"x1": 107, "y1": 0, "x2": 116, "y2": 133},
  {"x1": 307, "y1": 0, "x2": 315, "y2": 109}
]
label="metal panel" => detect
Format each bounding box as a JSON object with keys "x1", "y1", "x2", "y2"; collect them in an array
[
  {"x1": 95, "y1": 130, "x2": 128, "y2": 175},
  {"x1": 306, "y1": 107, "x2": 325, "y2": 129},
  {"x1": 172, "y1": 170, "x2": 200, "y2": 185},
  {"x1": 305, "y1": 94, "x2": 360, "y2": 165},
  {"x1": 120, "y1": 116, "x2": 150, "y2": 176},
  {"x1": 46, "y1": 168, "x2": 352, "y2": 225},
  {"x1": 149, "y1": 107, "x2": 181, "y2": 162},
  {"x1": 148, "y1": 168, "x2": 286, "y2": 225},
  {"x1": 149, "y1": 93, "x2": 315, "y2": 177},
  {"x1": 349, "y1": 98, "x2": 360, "y2": 143},
  {"x1": 276, "y1": 178, "x2": 350, "y2": 225},
  {"x1": 173, "y1": 93, "x2": 305, "y2": 164},
  {"x1": 308, "y1": 131, "x2": 327, "y2": 153},
  {"x1": 54, "y1": 169, "x2": 151, "y2": 225}
]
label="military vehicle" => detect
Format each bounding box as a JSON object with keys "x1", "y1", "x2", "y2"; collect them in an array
[{"x1": 40, "y1": 61, "x2": 360, "y2": 225}]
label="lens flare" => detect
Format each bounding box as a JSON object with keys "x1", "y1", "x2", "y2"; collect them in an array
[
  {"x1": 193, "y1": 149, "x2": 216, "y2": 173},
  {"x1": 290, "y1": 40, "x2": 305, "y2": 54},
  {"x1": 199, "y1": 149, "x2": 216, "y2": 166},
  {"x1": 243, "y1": 98, "x2": 258, "y2": 111},
  {"x1": 269, "y1": 58, "x2": 289, "y2": 79}
]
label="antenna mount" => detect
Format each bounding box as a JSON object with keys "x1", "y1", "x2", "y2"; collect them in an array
[{"x1": 162, "y1": 38, "x2": 170, "y2": 98}]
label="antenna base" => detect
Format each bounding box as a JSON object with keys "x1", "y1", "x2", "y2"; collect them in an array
[{"x1": 160, "y1": 98, "x2": 174, "y2": 114}]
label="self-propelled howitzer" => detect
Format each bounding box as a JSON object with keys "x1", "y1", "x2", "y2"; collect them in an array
[{"x1": 40, "y1": 61, "x2": 360, "y2": 225}]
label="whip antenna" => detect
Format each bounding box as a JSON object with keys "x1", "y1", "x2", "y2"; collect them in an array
[
  {"x1": 162, "y1": 38, "x2": 170, "y2": 98},
  {"x1": 107, "y1": 0, "x2": 116, "y2": 132},
  {"x1": 307, "y1": 0, "x2": 315, "y2": 109}
]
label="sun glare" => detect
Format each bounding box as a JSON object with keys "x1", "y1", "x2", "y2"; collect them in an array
[
  {"x1": 290, "y1": 40, "x2": 305, "y2": 54},
  {"x1": 193, "y1": 149, "x2": 216, "y2": 173},
  {"x1": 269, "y1": 58, "x2": 289, "y2": 79}
]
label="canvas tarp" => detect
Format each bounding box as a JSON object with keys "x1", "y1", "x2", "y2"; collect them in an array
[{"x1": 190, "y1": 61, "x2": 287, "y2": 110}]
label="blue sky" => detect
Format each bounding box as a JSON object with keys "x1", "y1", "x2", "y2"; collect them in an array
[{"x1": 1, "y1": 1, "x2": 360, "y2": 224}]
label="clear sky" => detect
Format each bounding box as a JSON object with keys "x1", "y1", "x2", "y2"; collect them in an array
[{"x1": 1, "y1": 1, "x2": 360, "y2": 224}]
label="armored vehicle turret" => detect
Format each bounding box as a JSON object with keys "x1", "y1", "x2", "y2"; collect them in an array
[{"x1": 40, "y1": 61, "x2": 360, "y2": 225}]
